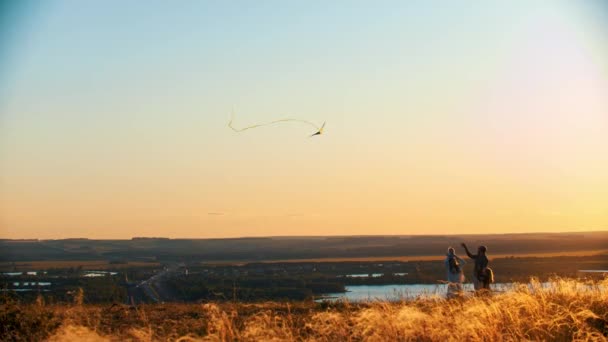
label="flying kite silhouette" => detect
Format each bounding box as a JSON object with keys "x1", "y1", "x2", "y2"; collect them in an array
[
  {"x1": 228, "y1": 111, "x2": 325, "y2": 137},
  {"x1": 309, "y1": 122, "x2": 325, "y2": 137}
]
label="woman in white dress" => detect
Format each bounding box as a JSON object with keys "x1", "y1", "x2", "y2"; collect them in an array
[{"x1": 445, "y1": 247, "x2": 466, "y2": 298}]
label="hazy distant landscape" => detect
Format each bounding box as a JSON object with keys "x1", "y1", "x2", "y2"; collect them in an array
[
  {"x1": 2, "y1": 231, "x2": 607, "y2": 306},
  {"x1": 3, "y1": 231, "x2": 608, "y2": 263}
]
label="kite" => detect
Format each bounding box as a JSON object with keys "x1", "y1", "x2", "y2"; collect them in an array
[{"x1": 228, "y1": 111, "x2": 325, "y2": 137}]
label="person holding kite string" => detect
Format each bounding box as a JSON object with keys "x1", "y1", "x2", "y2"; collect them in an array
[{"x1": 461, "y1": 243, "x2": 493, "y2": 291}]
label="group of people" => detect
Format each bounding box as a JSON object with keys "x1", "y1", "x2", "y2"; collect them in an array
[{"x1": 444, "y1": 243, "x2": 493, "y2": 298}]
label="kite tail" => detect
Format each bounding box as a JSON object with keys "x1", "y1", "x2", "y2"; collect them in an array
[{"x1": 228, "y1": 114, "x2": 321, "y2": 134}]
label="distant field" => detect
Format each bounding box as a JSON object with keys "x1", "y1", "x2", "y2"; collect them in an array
[
  {"x1": 0, "y1": 260, "x2": 159, "y2": 271},
  {"x1": 2, "y1": 249, "x2": 606, "y2": 270},
  {"x1": 3, "y1": 232, "x2": 608, "y2": 264},
  {"x1": 203, "y1": 249, "x2": 608, "y2": 265}
]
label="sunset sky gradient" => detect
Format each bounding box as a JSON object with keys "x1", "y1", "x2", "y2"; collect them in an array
[{"x1": 1, "y1": 1, "x2": 607, "y2": 238}]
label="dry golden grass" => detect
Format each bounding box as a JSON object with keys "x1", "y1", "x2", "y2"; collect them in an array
[{"x1": 2, "y1": 277, "x2": 607, "y2": 341}]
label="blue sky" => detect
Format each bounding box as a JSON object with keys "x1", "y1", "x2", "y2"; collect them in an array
[{"x1": 1, "y1": 1, "x2": 607, "y2": 238}]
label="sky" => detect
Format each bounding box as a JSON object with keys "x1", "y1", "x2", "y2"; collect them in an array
[{"x1": 1, "y1": 1, "x2": 607, "y2": 239}]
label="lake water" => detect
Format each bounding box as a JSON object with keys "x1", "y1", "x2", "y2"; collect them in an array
[
  {"x1": 343, "y1": 273, "x2": 383, "y2": 278},
  {"x1": 318, "y1": 283, "x2": 555, "y2": 302},
  {"x1": 3, "y1": 270, "x2": 117, "y2": 278},
  {"x1": 13, "y1": 282, "x2": 51, "y2": 286},
  {"x1": 319, "y1": 284, "x2": 470, "y2": 301},
  {"x1": 83, "y1": 271, "x2": 118, "y2": 277},
  {"x1": 342, "y1": 273, "x2": 408, "y2": 278},
  {"x1": 2, "y1": 271, "x2": 39, "y2": 276}
]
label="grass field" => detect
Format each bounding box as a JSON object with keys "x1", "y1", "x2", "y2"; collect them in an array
[
  {"x1": 2, "y1": 277, "x2": 607, "y2": 341},
  {"x1": 1, "y1": 249, "x2": 605, "y2": 271},
  {"x1": 202, "y1": 249, "x2": 608, "y2": 265}
]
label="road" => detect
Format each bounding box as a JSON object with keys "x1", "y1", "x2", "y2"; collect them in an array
[{"x1": 131, "y1": 263, "x2": 183, "y2": 303}]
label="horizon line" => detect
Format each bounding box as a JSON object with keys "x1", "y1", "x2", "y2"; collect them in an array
[{"x1": 1, "y1": 229, "x2": 607, "y2": 241}]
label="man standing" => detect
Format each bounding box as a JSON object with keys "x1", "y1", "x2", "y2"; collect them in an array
[{"x1": 461, "y1": 243, "x2": 491, "y2": 291}]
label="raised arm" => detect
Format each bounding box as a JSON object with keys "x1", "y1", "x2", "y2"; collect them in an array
[{"x1": 461, "y1": 243, "x2": 476, "y2": 259}]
